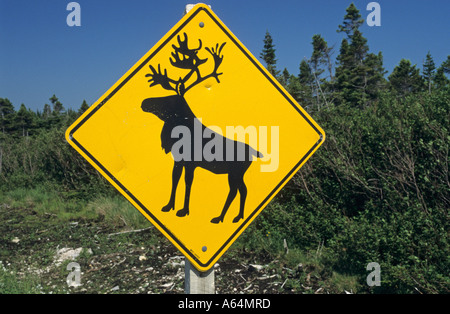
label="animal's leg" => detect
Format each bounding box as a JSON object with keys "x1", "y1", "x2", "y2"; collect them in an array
[
  {"x1": 211, "y1": 175, "x2": 238, "y2": 224},
  {"x1": 233, "y1": 177, "x2": 247, "y2": 223},
  {"x1": 162, "y1": 163, "x2": 182, "y2": 212},
  {"x1": 176, "y1": 166, "x2": 194, "y2": 217}
]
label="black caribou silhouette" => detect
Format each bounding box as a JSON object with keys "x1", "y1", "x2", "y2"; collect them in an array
[{"x1": 141, "y1": 33, "x2": 263, "y2": 224}]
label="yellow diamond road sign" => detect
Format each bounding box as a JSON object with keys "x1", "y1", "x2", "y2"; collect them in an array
[{"x1": 66, "y1": 4, "x2": 325, "y2": 271}]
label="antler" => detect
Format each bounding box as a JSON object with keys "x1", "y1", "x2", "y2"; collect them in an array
[
  {"x1": 183, "y1": 42, "x2": 226, "y2": 94},
  {"x1": 145, "y1": 64, "x2": 177, "y2": 93},
  {"x1": 170, "y1": 33, "x2": 207, "y2": 70},
  {"x1": 145, "y1": 33, "x2": 226, "y2": 96},
  {"x1": 205, "y1": 42, "x2": 226, "y2": 77}
]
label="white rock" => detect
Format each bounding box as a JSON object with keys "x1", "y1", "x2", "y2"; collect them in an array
[
  {"x1": 111, "y1": 286, "x2": 120, "y2": 291},
  {"x1": 139, "y1": 255, "x2": 147, "y2": 261},
  {"x1": 54, "y1": 247, "x2": 92, "y2": 266},
  {"x1": 249, "y1": 264, "x2": 265, "y2": 271}
]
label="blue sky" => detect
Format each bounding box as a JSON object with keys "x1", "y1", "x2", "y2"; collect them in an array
[{"x1": 1, "y1": 0, "x2": 449, "y2": 111}]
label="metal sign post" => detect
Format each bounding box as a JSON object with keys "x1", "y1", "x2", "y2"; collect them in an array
[
  {"x1": 185, "y1": 259, "x2": 215, "y2": 294},
  {"x1": 183, "y1": 4, "x2": 215, "y2": 295}
]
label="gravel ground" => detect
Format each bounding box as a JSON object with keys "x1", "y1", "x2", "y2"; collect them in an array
[{"x1": 0, "y1": 204, "x2": 334, "y2": 294}]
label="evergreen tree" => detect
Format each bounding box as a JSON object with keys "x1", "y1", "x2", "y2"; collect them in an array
[
  {"x1": 335, "y1": 4, "x2": 367, "y2": 105},
  {"x1": 434, "y1": 56, "x2": 450, "y2": 89},
  {"x1": 310, "y1": 34, "x2": 335, "y2": 82},
  {"x1": 280, "y1": 68, "x2": 290, "y2": 87},
  {"x1": 310, "y1": 34, "x2": 335, "y2": 110},
  {"x1": 0, "y1": 98, "x2": 15, "y2": 134},
  {"x1": 311, "y1": 35, "x2": 327, "y2": 79},
  {"x1": 388, "y1": 59, "x2": 424, "y2": 96},
  {"x1": 422, "y1": 52, "x2": 436, "y2": 94},
  {"x1": 49, "y1": 94, "x2": 58, "y2": 105},
  {"x1": 43, "y1": 104, "x2": 52, "y2": 119},
  {"x1": 65, "y1": 108, "x2": 79, "y2": 125},
  {"x1": 350, "y1": 29, "x2": 368, "y2": 62},
  {"x1": 260, "y1": 31, "x2": 279, "y2": 77},
  {"x1": 335, "y1": 38, "x2": 353, "y2": 103},
  {"x1": 79, "y1": 100, "x2": 90, "y2": 114},
  {"x1": 442, "y1": 55, "x2": 450, "y2": 74},
  {"x1": 277, "y1": 68, "x2": 290, "y2": 87},
  {"x1": 298, "y1": 59, "x2": 314, "y2": 108},
  {"x1": 363, "y1": 52, "x2": 387, "y2": 101},
  {"x1": 50, "y1": 94, "x2": 64, "y2": 115},
  {"x1": 335, "y1": 3, "x2": 385, "y2": 107},
  {"x1": 299, "y1": 59, "x2": 314, "y2": 86},
  {"x1": 285, "y1": 74, "x2": 302, "y2": 103},
  {"x1": 48, "y1": 94, "x2": 65, "y2": 127},
  {"x1": 15, "y1": 104, "x2": 33, "y2": 137},
  {"x1": 434, "y1": 67, "x2": 448, "y2": 89},
  {"x1": 27, "y1": 107, "x2": 39, "y2": 135},
  {"x1": 337, "y1": 3, "x2": 364, "y2": 37}
]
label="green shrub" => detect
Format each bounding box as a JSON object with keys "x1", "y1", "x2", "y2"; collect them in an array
[
  {"x1": 246, "y1": 90, "x2": 449, "y2": 293},
  {"x1": 1, "y1": 90, "x2": 447, "y2": 293}
]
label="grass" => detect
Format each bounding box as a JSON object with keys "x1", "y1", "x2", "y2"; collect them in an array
[
  {"x1": 279, "y1": 248, "x2": 362, "y2": 293},
  {"x1": 86, "y1": 195, "x2": 149, "y2": 230},
  {"x1": 329, "y1": 271, "x2": 360, "y2": 293},
  {"x1": 230, "y1": 231, "x2": 365, "y2": 294},
  {"x1": 0, "y1": 263, "x2": 42, "y2": 294},
  {"x1": 0, "y1": 187, "x2": 148, "y2": 229},
  {"x1": 0, "y1": 187, "x2": 365, "y2": 294},
  {"x1": 0, "y1": 187, "x2": 158, "y2": 294},
  {"x1": 0, "y1": 187, "x2": 94, "y2": 220}
]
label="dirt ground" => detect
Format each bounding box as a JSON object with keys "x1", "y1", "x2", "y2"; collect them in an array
[{"x1": 0, "y1": 204, "x2": 333, "y2": 294}]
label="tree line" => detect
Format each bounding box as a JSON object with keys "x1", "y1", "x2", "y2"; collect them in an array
[
  {"x1": 1, "y1": 4, "x2": 448, "y2": 139},
  {"x1": 0, "y1": 95, "x2": 88, "y2": 139},
  {"x1": 260, "y1": 3, "x2": 449, "y2": 111},
  {"x1": 252, "y1": 3, "x2": 448, "y2": 293}
]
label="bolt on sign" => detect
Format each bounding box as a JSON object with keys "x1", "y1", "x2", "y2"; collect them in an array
[{"x1": 65, "y1": 4, "x2": 325, "y2": 272}]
